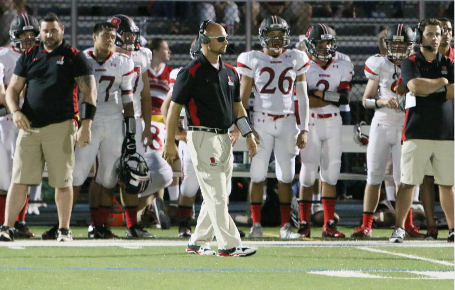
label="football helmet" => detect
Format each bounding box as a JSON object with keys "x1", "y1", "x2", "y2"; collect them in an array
[
  {"x1": 107, "y1": 14, "x2": 140, "y2": 51},
  {"x1": 259, "y1": 15, "x2": 290, "y2": 53},
  {"x1": 117, "y1": 152, "x2": 150, "y2": 195},
  {"x1": 304, "y1": 23, "x2": 337, "y2": 61},
  {"x1": 9, "y1": 13, "x2": 39, "y2": 51},
  {"x1": 384, "y1": 24, "x2": 414, "y2": 63},
  {"x1": 189, "y1": 36, "x2": 201, "y2": 59},
  {"x1": 354, "y1": 121, "x2": 369, "y2": 146}
]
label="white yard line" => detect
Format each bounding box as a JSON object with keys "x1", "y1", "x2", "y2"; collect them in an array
[
  {"x1": 357, "y1": 247, "x2": 454, "y2": 267},
  {"x1": 1, "y1": 239, "x2": 453, "y2": 248}
]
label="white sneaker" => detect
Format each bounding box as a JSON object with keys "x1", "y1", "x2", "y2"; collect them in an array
[
  {"x1": 57, "y1": 228, "x2": 73, "y2": 242},
  {"x1": 186, "y1": 244, "x2": 216, "y2": 256},
  {"x1": 280, "y1": 222, "x2": 301, "y2": 239},
  {"x1": 311, "y1": 203, "x2": 323, "y2": 215},
  {"x1": 217, "y1": 246, "x2": 257, "y2": 257},
  {"x1": 249, "y1": 223, "x2": 263, "y2": 238},
  {"x1": 389, "y1": 227, "x2": 405, "y2": 243}
]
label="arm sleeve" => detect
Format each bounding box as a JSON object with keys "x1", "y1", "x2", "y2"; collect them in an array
[
  {"x1": 295, "y1": 81, "x2": 309, "y2": 131},
  {"x1": 72, "y1": 52, "x2": 94, "y2": 78},
  {"x1": 236, "y1": 52, "x2": 254, "y2": 78},
  {"x1": 364, "y1": 55, "x2": 381, "y2": 81},
  {"x1": 171, "y1": 68, "x2": 193, "y2": 105},
  {"x1": 120, "y1": 58, "x2": 134, "y2": 104},
  {"x1": 401, "y1": 59, "x2": 420, "y2": 87},
  {"x1": 295, "y1": 50, "x2": 311, "y2": 76},
  {"x1": 13, "y1": 54, "x2": 27, "y2": 78}
]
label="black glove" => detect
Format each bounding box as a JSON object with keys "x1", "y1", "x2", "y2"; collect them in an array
[{"x1": 122, "y1": 132, "x2": 136, "y2": 156}]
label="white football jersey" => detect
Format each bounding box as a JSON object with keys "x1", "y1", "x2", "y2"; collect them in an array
[
  {"x1": 306, "y1": 58, "x2": 354, "y2": 114},
  {"x1": 237, "y1": 49, "x2": 310, "y2": 115},
  {"x1": 169, "y1": 67, "x2": 181, "y2": 89},
  {"x1": 364, "y1": 54, "x2": 404, "y2": 125},
  {"x1": 0, "y1": 62, "x2": 4, "y2": 85},
  {"x1": 83, "y1": 49, "x2": 134, "y2": 118},
  {"x1": 129, "y1": 47, "x2": 151, "y2": 118},
  {"x1": 0, "y1": 46, "x2": 21, "y2": 86}
]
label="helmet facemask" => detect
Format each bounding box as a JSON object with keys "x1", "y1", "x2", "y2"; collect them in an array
[
  {"x1": 307, "y1": 37, "x2": 337, "y2": 62},
  {"x1": 386, "y1": 40, "x2": 412, "y2": 64},
  {"x1": 260, "y1": 30, "x2": 290, "y2": 54}
]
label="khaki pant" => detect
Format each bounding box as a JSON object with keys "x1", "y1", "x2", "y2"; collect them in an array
[
  {"x1": 187, "y1": 130, "x2": 242, "y2": 250},
  {"x1": 401, "y1": 139, "x2": 454, "y2": 186},
  {"x1": 12, "y1": 120, "x2": 77, "y2": 188}
]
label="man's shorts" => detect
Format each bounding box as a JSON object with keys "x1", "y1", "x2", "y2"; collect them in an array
[
  {"x1": 401, "y1": 139, "x2": 454, "y2": 186},
  {"x1": 12, "y1": 120, "x2": 77, "y2": 188}
]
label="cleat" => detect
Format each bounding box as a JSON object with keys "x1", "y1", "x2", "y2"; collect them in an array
[
  {"x1": 153, "y1": 197, "x2": 171, "y2": 230},
  {"x1": 217, "y1": 246, "x2": 257, "y2": 257},
  {"x1": 322, "y1": 220, "x2": 345, "y2": 238},
  {"x1": 186, "y1": 244, "x2": 216, "y2": 256},
  {"x1": 0, "y1": 225, "x2": 14, "y2": 242},
  {"x1": 239, "y1": 230, "x2": 246, "y2": 238},
  {"x1": 14, "y1": 221, "x2": 35, "y2": 238},
  {"x1": 280, "y1": 222, "x2": 301, "y2": 239},
  {"x1": 94, "y1": 224, "x2": 118, "y2": 239},
  {"x1": 178, "y1": 219, "x2": 192, "y2": 238},
  {"x1": 297, "y1": 222, "x2": 311, "y2": 238},
  {"x1": 351, "y1": 225, "x2": 372, "y2": 238},
  {"x1": 448, "y1": 229, "x2": 454, "y2": 243},
  {"x1": 126, "y1": 224, "x2": 155, "y2": 239},
  {"x1": 405, "y1": 226, "x2": 425, "y2": 239},
  {"x1": 57, "y1": 228, "x2": 73, "y2": 242},
  {"x1": 249, "y1": 223, "x2": 263, "y2": 238},
  {"x1": 389, "y1": 227, "x2": 405, "y2": 243},
  {"x1": 425, "y1": 227, "x2": 438, "y2": 240},
  {"x1": 88, "y1": 224, "x2": 95, "y2": 239},
  {"x1": 42, "y1": 225, "x2": 58, "y2": 240}
]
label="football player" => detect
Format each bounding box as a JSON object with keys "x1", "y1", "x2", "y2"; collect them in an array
[
  {"x1": 237, "y1": 15, "x2": 310, "y2": 239},
  {"x1": 351, "y1": 24, "x2": 424, "y2": 239},
  {"x1": 70, "y1": 22, "x2": 135, "y2": 239},
  {"x1": 0, "y1": 13, "x2": 40, "y2": 239},
  {"x1": 107, "y1": 14, "x2": 155, "y2": 238},
  {"x1": 298, "y1": 23, "x2": 354, "y2": 238}
]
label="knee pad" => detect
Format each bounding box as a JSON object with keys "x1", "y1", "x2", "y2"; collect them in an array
[
  {"x1": 299, "y1": 163, "x2": 318, "y2": 187},
  {"x1": 250, "y1": 159, "x2": 268, "y2": 183},
  {"x1": 367, "y1": 170, "x2": 385, "y2": 185},
  {"x1": 321, "y1": 160, "x2": 341, "y2": 185}
]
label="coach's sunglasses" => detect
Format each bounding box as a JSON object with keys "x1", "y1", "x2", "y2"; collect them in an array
[{"x1": 208, "y1": 35, "x2": 228, "y2": 42}]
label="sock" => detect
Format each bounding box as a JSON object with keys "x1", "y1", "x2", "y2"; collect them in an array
[
  {"x1": 405, "y1": 208, "x2": 414, "y2": 230},
  {"x1": 385, "y1": 186, "x2": 396, "y2": 201},
  {"x1": 279, "y1": 203, "x2": 291, "y2": 228},
  {"x1": 312, "y1": 193, "x2": 321, "y2": 202},
  {"x1": 178, "y1": 205, "x2": 193, "y2": 219},
  {"x1": 298, "y1": 200, "x2": 311, "y2": 224},
  {"x1": 167, "y1": 185, "x2": 179, "y2": 202},
  {"x1": 17, "y1": 197, "x2": 29, "y2": 222},
  {"x1": 0, "y1": 195, "x2": 6, "y2": 225},
  {"x1": 98, "y1": 206, "x2": 112, "y2": 226},
  {"x1": 124, "y1": 207, "x2": 138, "y2": 229},
  {"x1": 90, "y1": 208, "x2": 99, "y2": 226},
  {"x1": 322, "y1": 197, "x2": 336, "y2": 225},
  {"x1": 362, "y1": 212, "x2": 374, "y2": 230},
  {"x1": 250, "y1": 203, "x2": 262, "y2": 224}
]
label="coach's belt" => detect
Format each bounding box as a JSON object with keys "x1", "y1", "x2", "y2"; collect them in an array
[
  {"x1": 311, "y1": 113, "x2": 338, "y2": 119},
  {"x1": 188, "y1": 126, "x2": 228, "y2": 134},
  {"x1": 262, "y1": 112, "x2": 291, "y2": 121}
]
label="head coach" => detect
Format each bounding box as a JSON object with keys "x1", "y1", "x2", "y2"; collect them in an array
[
  {"x1": 389, "y1": 18, "x2": 454, "y2": 243},
  {"x1": 0, "y1": 13, "x2": 97, "y2": 242},
  {"x1": 163, "y1": 21, "x2": 257, "y2": 256}
]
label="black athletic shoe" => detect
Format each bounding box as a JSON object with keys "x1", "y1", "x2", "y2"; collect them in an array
[{"x1": 126, "y1": 224, "x2": 155, "y2": 239}]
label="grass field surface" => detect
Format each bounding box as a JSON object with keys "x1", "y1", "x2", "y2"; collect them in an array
[{"x1": 0, "y1": 226, "x2": 453, "y2": 290}]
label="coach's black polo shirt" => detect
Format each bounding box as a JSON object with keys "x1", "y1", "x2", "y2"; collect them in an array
[
  {"x1": 401, "y1": 50, "x2": 454, "y2": 141},
  {"x1": 15, "y1": 40, "x2": 93, "y2": 128},
  {"x1": 171, "y1": 54, "x2": 240, "y2": 130}
]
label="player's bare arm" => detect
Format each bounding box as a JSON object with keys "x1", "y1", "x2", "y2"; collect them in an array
[
  {"x1": 163, "y1": 101, "x2": 183, "y2": 163},
  {"x1": 75, "y1": 74, "x2": 97, "y2": 147},
  {"x1": 362, "y1": 78, "x2": 398, "y2": 110},
  {"x1": 0, "y1": 83, "x2": 6, "y2": 106},
  {"x1": 6, "y1": 74, "x2": 30, "y2": 130},
  {"x1": 233, "y1": 101, "x2": 257, "y2": 158},
  {"x1": 140, "y1": 71, "x2": 153, "y2": 146}
]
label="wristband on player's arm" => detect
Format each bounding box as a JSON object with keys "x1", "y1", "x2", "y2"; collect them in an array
[
  {"x1": 322, "y1": 91, "x2": 340, "y2": 103},
  {"x1": 235, "y1": 116, "x2": 253, "y2": 137},
  {"x1": 80, "y1": 102, "x2": 96, "y2": 120},
  {"x1": 364, "y1": 98, "x2": 378, "y2": 109}
]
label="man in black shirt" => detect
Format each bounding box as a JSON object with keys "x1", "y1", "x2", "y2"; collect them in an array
[
  {"x1": 163, "y1": 21, "x2": 257, "y2": 256},
  {"x1": 0, "y1": 13, "x2": 97, "y2": 242},
  {"x1": 389, "y1": 18, "x2": 454, "y2": 243}
]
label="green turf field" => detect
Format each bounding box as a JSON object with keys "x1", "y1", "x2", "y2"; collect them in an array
[{"x1": 0, "y1": 226, "x2": 453, "y2": 290}]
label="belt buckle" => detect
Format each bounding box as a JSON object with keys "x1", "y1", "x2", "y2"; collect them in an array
[{"x1": 214, "y1": 128, "x2": 220, "y2": 134}]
